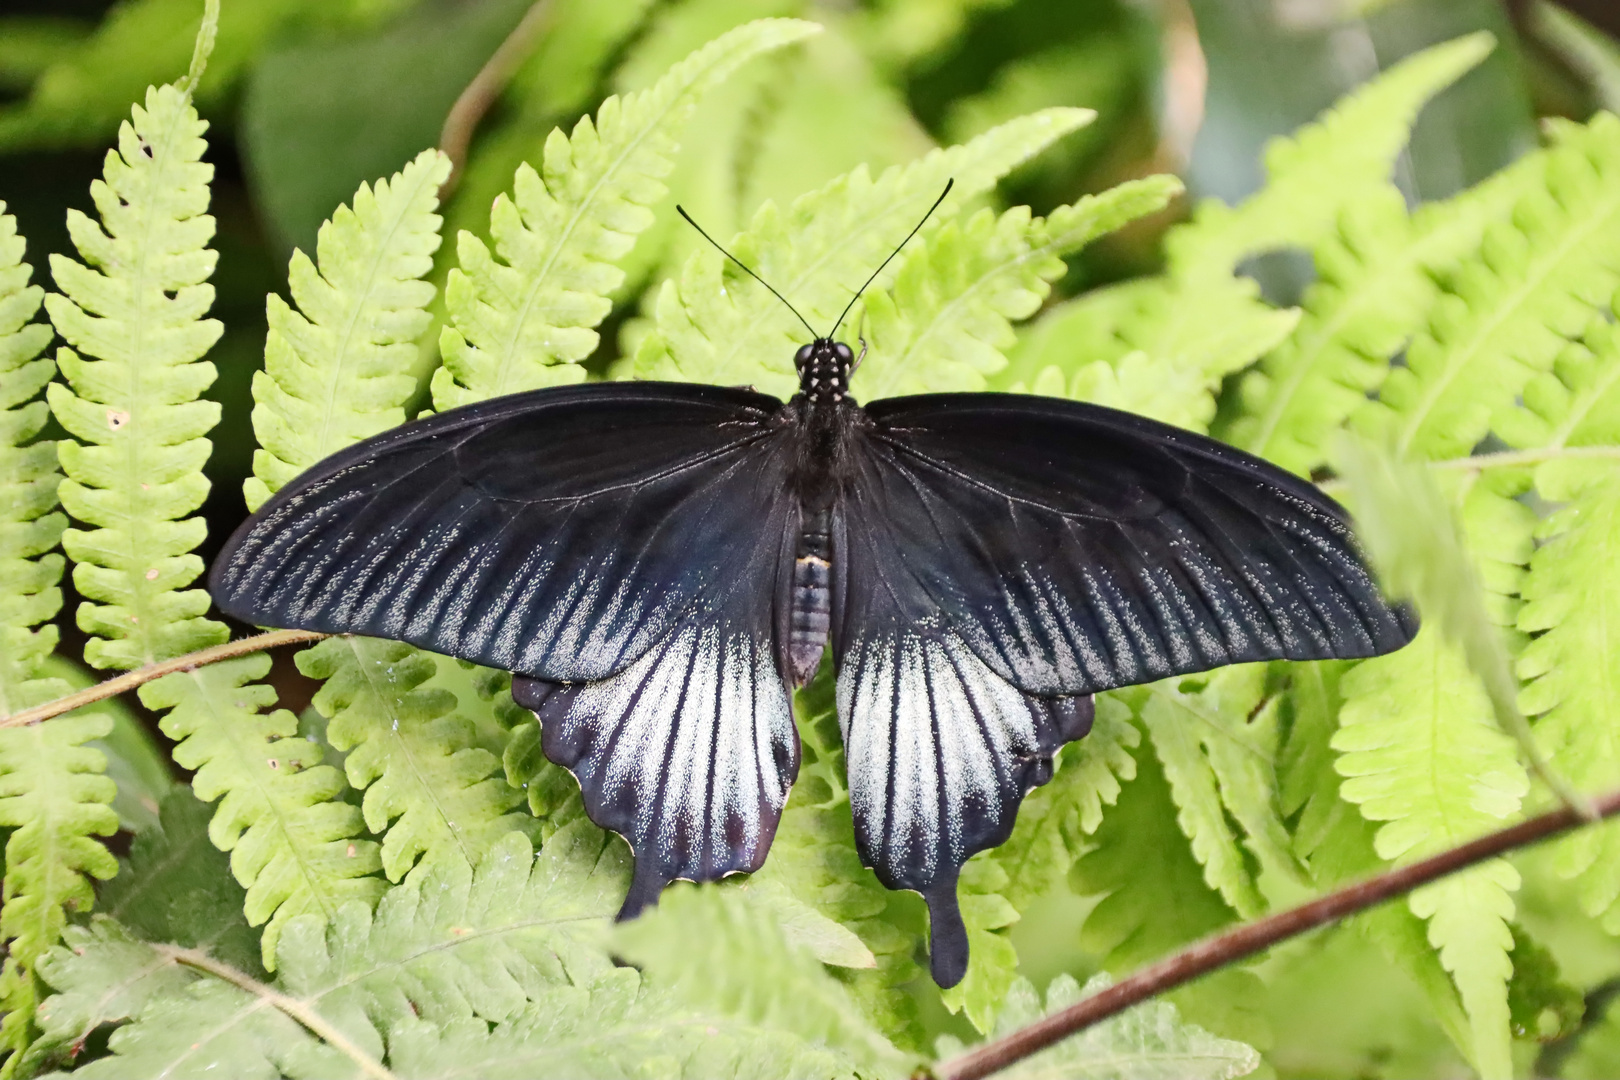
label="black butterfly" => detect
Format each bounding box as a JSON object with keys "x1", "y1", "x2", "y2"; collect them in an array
[{"x1": 210, "y1": 188, "x2": 1415, "y2": 987}]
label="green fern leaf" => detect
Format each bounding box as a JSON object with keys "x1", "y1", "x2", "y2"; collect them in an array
[
  {"x1": 615, "y1": 885, "x2": 914, "y2": 1078},
  {"x1": 1069, "y1": 741, "x2": 1269, "y2": 1046},
  {"x1": 0, "y1": 201, "x2": 62, "y2": 719},
  {"x1": 0, "y1": 201, "x2": 118, "y2": 1075},
  {"x1": 244, "y1": 147, "x2": 450, "y2": 512},
  {"x1": 44, "y1": 79, "x2": 225, "y2": 670},
  {"x1": 31, "y1": 827, "x2": 632, "y2": 1077},
  {"x1": 936, "y1": 973, "x2": 1260, "y2": 1080},
  {"x1": 1333, "y1": 628, "x2": 1527, "y2": 1079},
  {"x1": 749, "y1": 668, "x2": 922, "y2": 1046},
  {"x1": 297, "y1": 636, "x2": 535, "y2": 882},
  {"x1": 853, "y1": 177, "x2": 1181, "y2": 400},
  {"x1": 1281, "y1": 660, "x2": 1477, "y2": 1059},
  {"x1": 100, "y1": 788, "x2": 261, "y2": 974},
  {"x1": 1140, "y1": 668, "x2": 1304, "y2": 919},
  {"x1": 1016, "y1": 274, "x2": 1299, "y2": 433},
  {"x1": 1496, "y1": 306, "x2": 1620, "y2": 500},
  {"x1": 431, "y1": 18, "x2": 820, "y2": 410},
  {"x1": 1354, "y1": 112, "x2": 1620, "y2": 460},
  {"x1": 635, "y1": 107, "x2": 1094, "y2": 396},
  {"x1": 1226, "y1": 163, "x2": 1532, "y2": 474},
  {"x1": 1170, "y1": 32, "x2": 1494, "y2": 278},
  {"x1": 0, "y1": 712, "x2": 117, "y2": 1070},
  {"x1": 1517, "y1": 476, "x2": 1620, "y2": 929},
  {"x1": 384, "y1": 982, "x2": 873, "y2": 1080},
  {"x1": 142, "y1": 656, "x2": 383, "y2": 970},
  {"x1": 995, "y1": 695, "x2": 1140, "y2": 911}
]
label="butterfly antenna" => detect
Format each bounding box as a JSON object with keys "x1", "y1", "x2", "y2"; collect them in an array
[
  {"x1": 831, "y1": 178, "x2": 954, "y2": 339},
  {"x1": 676, "y1": 205, "x2": 818, "y2": 339}
]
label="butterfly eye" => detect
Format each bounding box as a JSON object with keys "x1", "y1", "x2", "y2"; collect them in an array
[
  {"x1": 834, "y1": 343, "x2": 854, "y2": 364},
  {"x1": 794, "y1": 344, "x2": 815, "y2": 366}
]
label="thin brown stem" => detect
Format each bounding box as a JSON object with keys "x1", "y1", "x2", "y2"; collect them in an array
[
  {"x1": 161, "y1": 945, "x2": 398, "y2": 1080},
  {"x1": 438, "y1": 0, "x2": 557, "y2": 196},
  {"x1": 933, "y1": 786, "x2": 1620, "y2": 1080},
  {"x1": 0, "y1": 629, "x2": 326, "y2": 729}
]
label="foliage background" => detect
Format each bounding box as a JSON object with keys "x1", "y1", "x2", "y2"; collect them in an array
[{"x1": 5, "y1": 0, "x2": 1620, "y2": 1077}]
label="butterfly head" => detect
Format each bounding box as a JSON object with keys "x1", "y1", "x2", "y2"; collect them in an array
[{"x1": 795, "y1": 338, "x2": 854, "y2": 406}]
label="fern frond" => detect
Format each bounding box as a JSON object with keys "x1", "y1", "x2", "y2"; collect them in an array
[
  {"x1": 0, "y1": 201, "x2": 62, "y2": 720},
  {"x1": 938, "y1": 697, "x2": 1142, "y2": 1030},
  {"x1": 100, "y1": 788, "x2": 260, "y2": 972},
  {"x1": 1517, "y1": 475, "x2": 1620, "y2": 929},
  {"x1": 44, "y1": 80, "x2": 225, "y2": 671},
  {"x1": 1170, "y1": 32, "x2": 1494, "y2": 278},
  {"x1": 244, "y1": 148, "x2": 450, "y2": 512},
  {"x1": 0, "y1": 201, "x2": 116, "y2": 1075},
  {"x1": 32, "y1": 827, "x2": 632, "y2": 1077},
  {"x1": 751, "y1": 669, "x2": 922, "y2": 1047},
  {"x1": 431, "y1": 18, "x2": 820, "y2": 410},
  {"x1": 1034, "y1": 274, "x2": 1298, "y2": 433},
  {"x1": 1281, "y1": 661, "x2": 1476, "y2": 1059},
  {"x1": 298, "y1": 636, "x2": 535, "y2": 882},
  {"x1": 1141, "y1": 668, "x2": 1304, "y2": 918},
  {"x1": 1332, "y1": 628, "x2": 1527, "y2": 1079},
  {"x1": 936, "y1": 973, "x2": 1260, "y2": 1080},
  {"x1": 853, "y1": 176, "x2": 1180, "y2": 400},
  {"x1": 0, "y1": 711, "x2": 117, "y2": 1073},
  {"x1": 1227, "y1": 164, "x2": 1531, "y2": 474},
  {"x1": 635, "y1": 107, "x2": 1095, "y2": 397},
  {"x1": 1069, "y1": 742, "x2": 1268, "y2": 1045},
  {"x1": 615, "y1": 886, "x2": 914, "y2": 1077},
  {"x1": 143, "y1": 656, "x2": 384, "y2": 969},
  {"x1": 1354, "y1": 112, "x2": 1620, "y2": 460},
  {"x1": 1497, "y1": 306, "x2": 1620, "y2": 500}
]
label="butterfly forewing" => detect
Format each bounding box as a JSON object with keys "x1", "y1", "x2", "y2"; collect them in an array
[{"x1": 212, "y1": 383, "x2": 792, "y2": 682}]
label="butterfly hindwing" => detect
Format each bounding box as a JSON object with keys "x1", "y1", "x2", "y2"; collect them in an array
[
  {"x1": 211, "y1": 383, "x2": 792, "y2": 682},
  {"x1": 833, "y1": 391, "x2": 1415, "y2": 985}
]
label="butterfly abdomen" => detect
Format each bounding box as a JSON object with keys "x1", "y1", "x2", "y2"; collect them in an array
[{"x1": 788, "y1": 507, "x2": 832, "y2": 685}]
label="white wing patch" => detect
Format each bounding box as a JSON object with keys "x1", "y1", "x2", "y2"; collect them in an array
[{"x1": 529, "y1": 622, "x2": 798, "y2": 916}]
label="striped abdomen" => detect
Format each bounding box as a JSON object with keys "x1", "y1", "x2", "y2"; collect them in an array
[{"x1": 788, "y1": 508, "x2": 832, "y2": 686}]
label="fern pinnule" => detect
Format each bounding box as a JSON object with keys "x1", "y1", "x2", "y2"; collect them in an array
[
  {"x1": 1170, "y1": 32, "x2": 1494, "y2": 278},
  {"x1": 245, "y1": 148, "x2": 451, "y2": 512},
  {"x1": 636, "y1": 107, "x2": 1096, "y2": 397},
  {"x1": 431, "y1": 18, "x2": 820, "y2": 411},
  {"x1": 854, "y1": 176, "x2": 1180, "y2": 401},
  {"x1": 298, "y1": 636, "x2": 536, "y2": 883},
  {"x1": 1356, "y1": 112, "x2": 1620, "y2": 460},
  {"x1": 1497, "y1": 310, "x2": 1620, "y2": 500}
]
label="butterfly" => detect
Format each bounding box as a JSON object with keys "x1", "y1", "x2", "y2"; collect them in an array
[{"x1": 210, "y1": 186, "x2": 1416, "y2": 987}]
